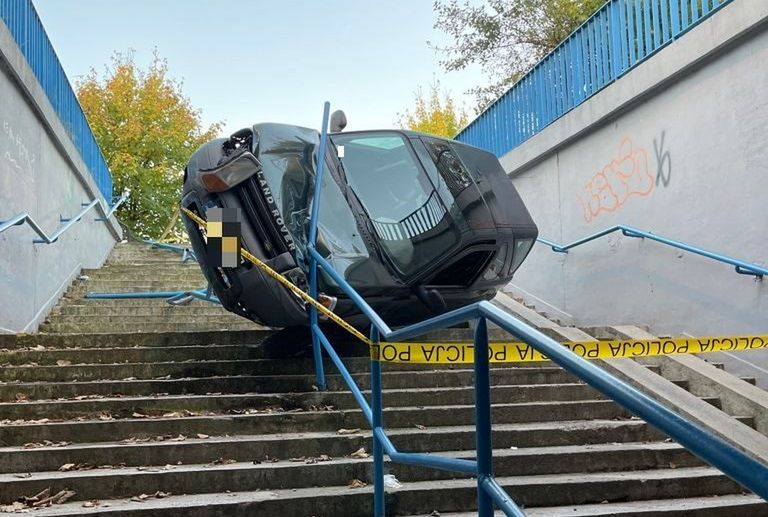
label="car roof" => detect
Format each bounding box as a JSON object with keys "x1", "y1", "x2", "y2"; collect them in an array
[{"x1": 331, "y1": 128, "x2": 450, "y2": 142}]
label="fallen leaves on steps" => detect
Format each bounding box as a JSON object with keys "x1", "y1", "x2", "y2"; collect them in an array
[{"x1": 0, "y1": 488, "x2": 76, "y2": 512}]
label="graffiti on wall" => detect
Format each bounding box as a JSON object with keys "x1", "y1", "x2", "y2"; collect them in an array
[
  {"x1": 654, "y1": 130, "x2": 672, "y2": 187},
  {"x1": 2, "y1": 120, "x2": 36, "y2": 176},
  {"x1": 577, "y1": 133, "x2": 672, "y2": 222},
  {"x1": 577, "y1": 138, "x2": 654, "y2": 222}
]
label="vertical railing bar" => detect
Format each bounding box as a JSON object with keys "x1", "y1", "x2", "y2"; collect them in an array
[
  {"x1": 652, "y1": 0, "x2": 662, "y2": 49},
  {"x1": 560, "y1": 45, "x2": 571, "y2": 112},
  {"x1": 634, "y1": 0, "x2": 644, "y2": 61},
  {"x1": 474, "y1": 316, "x2": 494, "y2": 516},
  {"x1": 534, "y1": 69, "x2": 543, "y2": 133},
  {"x1": 370, "y1": 327, "x2": 385, "y2": 517},
  {"x1": 550, "y1": 54, "x2": 559, "y2": 118},
  {"x1": 670, "y1": 0, "x2": 682, "y2": 35},
  {"x1": 575, "y1": 30, "x2": 585, "y2": 103},
  {"x1": 553, "y1": 53, "x2": 561, "y2": 119},
  {"x1": 585, "y1": 22, "x2": 594, "y2": 96},
  {"x1": 308, "y1": 101, "x2": 331, "y2": 391},
  {"x1": 542, "y1": 60, "x2": 552, "y2": 126},
  {"x1": 591, "y1": 18, "x2": 601, "y2": 93},
  {"x1": 609, "y1": 1, "x2": 622, "y2": 80},
  {"x1": 660, "y1": 0, "x2": 671, "y2": 42},
  {"x1": 643, "y1": 0, "x2": 653, "y2": 55},
  {"x1": 600, "y1": 8, "x2": 612, "y2": 82}
]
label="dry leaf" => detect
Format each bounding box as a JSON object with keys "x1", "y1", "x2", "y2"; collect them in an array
[
  {"x1": 130, "y1": 491, "x2": 170, "y2": 503},
  {"x1": 196, "y1": 434, "x2": 209, "y2": 439},
  {"x1": 337, "y1": 428, "x2": 361, "y2": 435},
  {"x1": 414, "y1": 424, "x2": 426, "y2": 430},
  {"x1": 347, "y1": 479, "x2": 367, "y2": 489},
  {"x1": 82, "y1": 500, "x2": 100, "y2": 507},
  {"x1": 56, "y1": 360, "x2": 72, "y2": 366},
  {"x1": 0, "y1": 502, "x2": 26, "y2": 512},
  {"x1": 350, "y1": 447, "x2": 369, "y2": 459}
]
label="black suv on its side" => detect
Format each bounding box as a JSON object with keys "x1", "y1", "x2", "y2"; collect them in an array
[{"x1": 181, "y1": 122, "x2": 537, "y2": 328}]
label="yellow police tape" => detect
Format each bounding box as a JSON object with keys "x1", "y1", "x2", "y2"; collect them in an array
[
  {"x1": 180, "y1": 206, "x2": 767, "y2": 365},
  {"x1": 370, "y1": 336, "x2": 768, "y2": 364},
  {"x1": 180, "y1": 206, "x2": 373, "y2": 345}
]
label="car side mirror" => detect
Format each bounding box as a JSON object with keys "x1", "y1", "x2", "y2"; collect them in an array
[{"x1": 330, "y1": 110, "x2": 347, "y2": 132}]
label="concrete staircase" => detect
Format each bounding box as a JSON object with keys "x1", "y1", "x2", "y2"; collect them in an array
[
  {"x1": 2, "y1": 244, "x2": 767, "y2": 515},
  {"x1": 40, "y1": 242, "x2": 261, "y2": 334}
]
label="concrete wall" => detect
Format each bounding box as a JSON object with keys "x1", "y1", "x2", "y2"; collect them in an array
[
  {"x1": 0, "y1": 20, "x2": 121, "y2": 333},
  {"x1": 504, "y1": 0, "x2": 768, "y2": 336}
]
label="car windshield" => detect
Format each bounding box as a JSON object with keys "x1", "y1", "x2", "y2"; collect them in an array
[
  {"x1": 331, "y1": 132, "x2": 460, "y2": 277},
  {"x1": 256, "y1": 124, "x2": 369, "y2": 280}
]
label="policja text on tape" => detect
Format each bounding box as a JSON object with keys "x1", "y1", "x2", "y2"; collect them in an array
[{"x1": 370, "y1": 336, "x2": 768, "y2": 364}]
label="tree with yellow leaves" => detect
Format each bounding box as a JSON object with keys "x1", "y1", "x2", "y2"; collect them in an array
[
  {"x1": 398, "y1": 82, "x2": 469, "y2": 138},
  {"x1": 77, "y1": 51, "x2": 220, "y2": 239}
]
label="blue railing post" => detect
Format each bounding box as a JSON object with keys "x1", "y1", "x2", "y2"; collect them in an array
[
  {"x1": 308, "y1": 101, "x2": 332, "y2": 391},
  {"x1": 474, "y1": 316, "x2": 494, "y2": 516},
  {"x1": 370, "y1": 327, "x2": 385, "y2": 517}
]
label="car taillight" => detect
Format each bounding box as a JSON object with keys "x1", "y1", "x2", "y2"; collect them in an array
[
  {"x1": 200, "y1": 151, "x2": 262, "y2": 193},
  {"x1": 201, "y1": 174, "x2": 232, "y2": 192}
]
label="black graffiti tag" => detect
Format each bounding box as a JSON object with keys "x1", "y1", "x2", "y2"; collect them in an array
[{"x1": 654, "y1": 131, "x2": 672, "y2": 187}]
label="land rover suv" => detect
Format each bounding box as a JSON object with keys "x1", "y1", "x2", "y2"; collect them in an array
[{"x1": 181, "y1": 122, "x2": 537, "y2": 328}]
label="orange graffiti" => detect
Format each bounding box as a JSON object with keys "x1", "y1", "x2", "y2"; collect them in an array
[{"x1": 577, "y1": 138, "x2": 654, "y2": 222}]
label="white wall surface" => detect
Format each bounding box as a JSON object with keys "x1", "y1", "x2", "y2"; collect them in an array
[
  {"x1": 505, "y1": 0, "x2": 768, "y2": 336},
  {"x1": 0, "y1": 21, "x2": 120, "y2": 333}
]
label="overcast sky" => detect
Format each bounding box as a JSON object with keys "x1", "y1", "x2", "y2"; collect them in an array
[{"x1": 33, "y1": 0, "x2": 486, "y2": 136}]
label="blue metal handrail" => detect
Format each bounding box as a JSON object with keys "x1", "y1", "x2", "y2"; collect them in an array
[
  {"x1": 455, "y1": 0, "x2": 732, "y2": 156},
  {"x1": 86, "y1": 286, "x2": 219, "y2": 305},
  {"x1": 0, "y1": 193, "x2": 127, "y2": 244},
  {"x1": 306, "y1": 103, "x2": 768, "y2": 516},
  {"x1": 85, "y1": 240, "x2": 212, "y2": 304},
  {"x1": 537, "y1": 224, "x2": 767, "y2": 278},
  {"x1": 0, "y1": 0, "x2": 114, "y2": 200},
  {"x1": 144, "y1": 240, "x2": 197, "y2": 262}
]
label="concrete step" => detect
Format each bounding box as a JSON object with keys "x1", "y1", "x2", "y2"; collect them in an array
[
  {"x1": 42, "y1": 315, "x2": 249, "y2": 326},
  {"x1": 0, "y1": 415, "x2": 661, "y2": 449},
  {"x1": 38, "y1": 322, "x2": 261, "y2": 333},
  {"x1": 56, "y1": 306, "x2": 235, "y2": 316},
  {"x1": 0, "y1": 431, "x2": 688, "y2": 476},
  {"x1": 13, "y1": 467, "x2": 747, "y2": 516},
  {"x1": 64, "y1": 284, "x2": 209, "y2": 293},
  {"x1": 0, "y1": 330, "x2": 269, "y2": 350},
  {"x1": 0, "y1": 345, "x2": 260, "y2": 365},
  {"x1": 437, "y1": 494, "x2": 768, "y2": 516},
  {"x1": 0, "y1": 359, "x2": 596, "y2": 383},
  {"x1": 0, "y1": 442, "x2": 703, "y2": 504},
  {"x1": 0, "y1": 378, "x2": 618, "y2": 407},
  {"x1": 54, "y1": 299, "x2": 222, "y2": 308},
  {"x1": 0, "y1": 394, "x2": 633, "y2": 422},
  {"x1": 79, "y1": 269, "x2": 204, "y2": 278}
]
